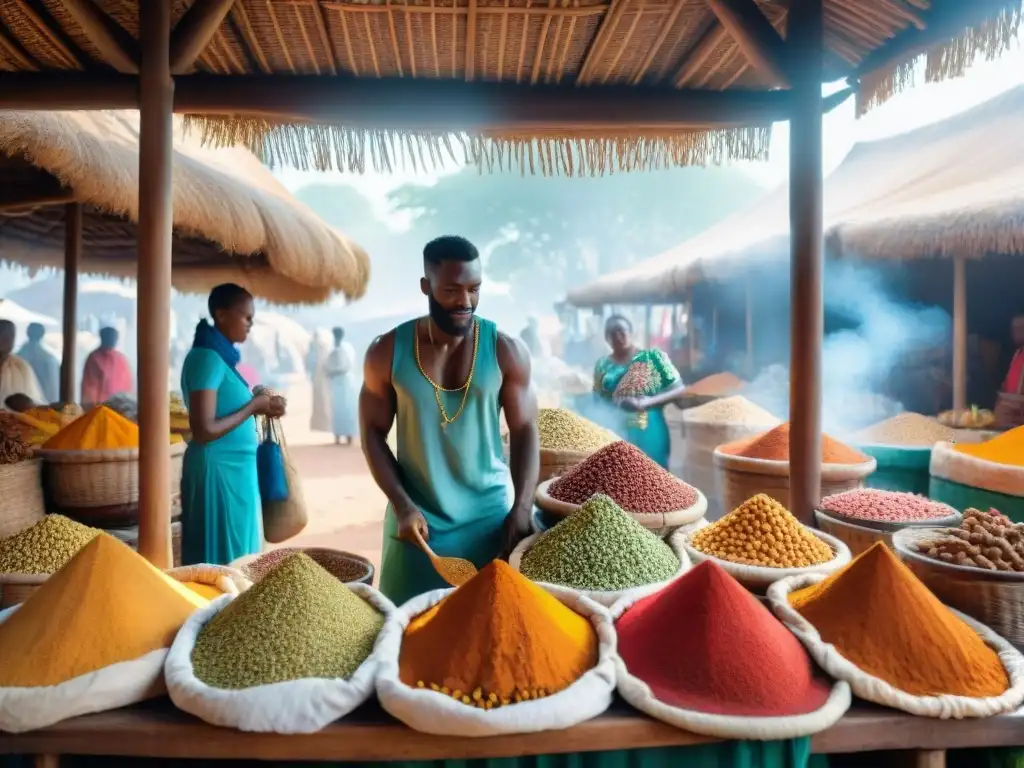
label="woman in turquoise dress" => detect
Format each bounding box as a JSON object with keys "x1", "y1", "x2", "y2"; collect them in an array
[
  {"x1": 593, "y1": 314, "x2": 685, "y2": 468},
  {"x1": 180, "y1": 283, "x2": 286, "y2": 565}
]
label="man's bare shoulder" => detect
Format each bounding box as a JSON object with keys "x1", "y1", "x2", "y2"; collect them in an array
[{"x1": 495, "y1": 331, "x2": 530, "y2": 376}]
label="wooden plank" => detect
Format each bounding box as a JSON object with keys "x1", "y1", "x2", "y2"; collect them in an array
[
  {"x1": 169, "y1": 0, "x2": 237, "y2": 74},
  {"x1": 61, "y1": 203, "x2": 82, "y2": 406},
  {"x1": 59, "y1": 0, "x2": 138, "y2": 73},
  {"x1": 0, "y1": 704, "x2": 1021, "y2": 761},
  {"x1": 705, "y1": 0, "x2": 791, "y2": 87}
]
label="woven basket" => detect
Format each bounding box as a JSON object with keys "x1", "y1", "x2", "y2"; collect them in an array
[
  {"x1": 0, "y1": 572, "x2": 48, "y2": 609},
  {"x1": 713, "y1": 450, "x2": 877, "y2": 515},
  {"x1": 534, "y1": 478, "x2": 707, "y2": 537},
  {"x1": 683, "y1": 527, "x2": 851, "y2": 595},
  {"x1": 893, "y1": 528, "x2": 1024, "y2": 648},
  {"x1": 813, "y1": 507, "x2": 961, "y2": 557},
  {"x1": 37, "y1": 442, "x2": 186, "y2": 510},
  {"x1": 0, "y1": 459, "x2": 45, "y2": 539},
  {"x1": 538, "y1": 447, "x2": 592, "y2": 484}
]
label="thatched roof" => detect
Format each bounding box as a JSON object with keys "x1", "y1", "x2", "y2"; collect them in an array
[
  {"x1": 0, "y1": 1, "x2": 1019, "y2": 175},
  {"x1": 0, "y1": 110, "x2": 370, "y2": 304},
  {"x1": 568, "y1": 84, "x2": 1024, "y2": 306}
]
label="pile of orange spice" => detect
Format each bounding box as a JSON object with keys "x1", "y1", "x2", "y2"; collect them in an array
[
  {"x1": 789, "y1": 543, "x2": 1008, "y2": 698},
  {"x1": 399, "y1": 560, "x2": 598, "y2": 709},
  {"x1": 719, "y1": 422, "x2": 867, "y2": 464}
]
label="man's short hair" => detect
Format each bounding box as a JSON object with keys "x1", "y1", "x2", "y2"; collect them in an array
[{"x1": 423, "y1": 236, "x2": 479, "y2": 266}]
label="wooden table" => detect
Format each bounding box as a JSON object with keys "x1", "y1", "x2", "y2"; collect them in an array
[{"x1": 2, "y1": 701, "x2": 1021, "y2": 766}]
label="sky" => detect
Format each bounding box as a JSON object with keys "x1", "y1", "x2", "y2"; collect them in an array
[{"x1": 273, "y1": 38, "x2": 1024, "y2": 218}]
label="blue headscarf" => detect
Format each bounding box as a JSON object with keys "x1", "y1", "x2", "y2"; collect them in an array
[{"x1": 192, "y1": 319, "x2": 241, "y2": 369}]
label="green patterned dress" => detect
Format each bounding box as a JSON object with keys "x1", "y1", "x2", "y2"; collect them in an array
[{"x1": 593, "y1": 348, "x2": 681, "y2": 469}]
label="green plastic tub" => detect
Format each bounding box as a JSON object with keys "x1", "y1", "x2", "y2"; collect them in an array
[
  {"x1": 928, "y1": 476, "x2": 1024, "y2": 523},
  {"x1": 857, "y1": 444, "x2": 932, "y2": 495}
]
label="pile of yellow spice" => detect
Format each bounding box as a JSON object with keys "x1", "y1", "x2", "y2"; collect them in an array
[
  {"x1": 41, "y1": 405, "x2": 182, "y2": 450},
  {"x1": 955, "y1": 425, "x2": 1024, "y2": 468},
  {"x1": 691, "y1": 494, "x2": 833, "y2": 568}
]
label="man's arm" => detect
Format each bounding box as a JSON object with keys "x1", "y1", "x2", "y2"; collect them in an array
[
  {"x1": 497, "y1": 332, "x2": 540, "y2": 555},
  {"x1": 359, "y1": 332, "x2": 425, "y2": 539}
]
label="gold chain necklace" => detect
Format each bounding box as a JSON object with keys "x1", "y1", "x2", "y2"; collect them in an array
[{"x1": 414, "y1": 318, "x2": 479, "y2": 430}]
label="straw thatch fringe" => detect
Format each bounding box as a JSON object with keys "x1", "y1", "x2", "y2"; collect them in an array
[
  {"x1": 182, "y1": 116, "x2": 773, "y2": 177},
  {"x1": 856, "y1": 4, "x2": 1023, "y2": 117}
]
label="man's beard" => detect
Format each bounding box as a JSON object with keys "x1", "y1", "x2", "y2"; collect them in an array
[{"x1": 428, "y1": 293, "x2": 474, "y2": 338}]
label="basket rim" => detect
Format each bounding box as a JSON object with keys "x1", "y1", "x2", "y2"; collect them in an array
[
  {"x1": 892, "y1": 527, "x2": 1024, "y2": 584},
  {"x1": 0, "y1": 572, "x2": 50, "y2": 585},
  {"x1": 37, "y1": 441, "x2": 187, "y2": 463},
  {"x1": 534, "y1": 477, "x2": 707, "y2": 528},
  {"x1": 234, "y1": 546, "x2": 374, "y2": 579},
  {"x1": 814, "y1": 505, "x2": 962, "y2": 534}
]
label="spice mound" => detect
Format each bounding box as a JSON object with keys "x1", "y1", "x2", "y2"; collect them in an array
[
  {"x1": 686, "y1": 372, "x2": 746, "y2": 397},
  {"x1": 537, "y1": 408, "x2": 617, "y2": 453},
  {"x1": 0, "y1": 534, "x2": 206, "y2": 688},
  {"x1": 853, "y1": 413, "x2": 955, "y2": 447},
  {"x1": 691, "y1": 494, "x2": 833, "y2": 568},
  {"x1": 399, "y1": 560, "x2": 598, "y2": 708},
  {"x1": 548, "y1": 441, "x2": 698, "y2": 514},
  {"x1": 618, "y1": 561, "x2": 832, "y2": 716},
  {"x1": 914, "y1": 508, "x2": 1024, "y2": 573},
  {"x1": 192, "y1": 553, "x2": 383, "y2": 689},
  {"x1": 820, "y1": 489, "x2": 955, "y2": 524},
  {"x1": 683, "y1": 395, "x2": 779, "y2": 426},
  {"x1": 789, "y1": 542, "x2": 1009, "y2": 698},
  {"x1": 43, "y1": 405, "x2": 139, "y2": 450},
  {"x1": 520, "y1": 494, "x2": 680, "y2": 591},
  {"x1": 243, "y1": 547, "x2": 370, "y2": 584},
  {"x1": 955, "y1": 425, "x2": 1024, "y2": 467},
  {"x1": 0, "y1": 514, "x2": 101, "y2": 574},
  {"x1": 719, "y1": 422, "x2": 868, "y2": 464}
]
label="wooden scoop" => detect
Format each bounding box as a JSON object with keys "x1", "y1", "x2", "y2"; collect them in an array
[{"x1": 412, "y1": 528, "x2": 478, "y2": 587}]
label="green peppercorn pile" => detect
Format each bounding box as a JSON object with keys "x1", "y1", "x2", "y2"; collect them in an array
[
  {"x1": 191, "y1": 553, "x2": 385, "y2": 689},
  {"x1": 0, "y1": 515, "x2": 101, "y2": 574},
  {"x1": 520, "y1": 494, "x2": 680, "y2": 591}
]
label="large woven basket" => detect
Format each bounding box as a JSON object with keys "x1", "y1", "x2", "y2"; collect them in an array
[
  {"x1": 0, "y1": 458, "x2": 45, "y2": 539},
  {"x1": 38, "y1": 441, "x2": 186, "y2": 511},
  {"x1": 713, "y1": 451, "x2": 877, "y2": 515},
  {"x1": 0, "y1": 572, "x2": 48, "y2": 609},
  {"x1": 892, "y1": 527, "x2": 1024, "y2": 649},
  {"x1": 814, "y1": 507, "x2": 961, "y2": 557}
]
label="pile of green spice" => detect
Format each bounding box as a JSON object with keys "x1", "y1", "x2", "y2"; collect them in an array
[
  {"x1": 520, "y1": 494, "x2": 680, "y2": 591},
  {"x1": 0, "y1": 515, "x2": 101, "y2": 574},
  {"x1": 191, "y1": 553, "x2": 384, "y2": 689}
]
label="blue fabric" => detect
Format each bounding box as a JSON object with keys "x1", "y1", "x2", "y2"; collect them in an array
[
  {"x1": 16, "y1": 341, "x2": 59, "y2": 404},
  {"x1": 378, "y1": 318, "x2": 511, "y2": 606},
  {"x1": 593, "y1": 349, "x2": 681, "y2": 469},
  {"x1": 192, "y1": 319, "x2": 241, "y2": 369},
  {"x1": 257, "y1": 435, "x2": 289, "y2": 502},
  {"x1": 331, "y1": 372, "x2": 358, "y2": 437},
  {"x1": 179, "y1": 347, "x2": 262, "y2": 566}
]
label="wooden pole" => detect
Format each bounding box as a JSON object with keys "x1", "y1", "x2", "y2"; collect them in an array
[
  {"x1": 60, "y1": 203, "x2": 81, "y2": 405},
  {"x1": 136, "y1": 0, "x2": 174, "y2": 569},
  {"x1": 952, "y1": 257, "x2": 967, "y2": 412},
  {"x1": 787, "y1": 0, "x2": 824, "y2": 527},
  {"x1": 745, "y1": 275, "x2": 754, "y2": 377}
]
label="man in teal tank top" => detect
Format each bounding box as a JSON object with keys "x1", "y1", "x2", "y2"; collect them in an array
[{"x1": 360, "y1": 236, "x2": 540, "y2": 606}]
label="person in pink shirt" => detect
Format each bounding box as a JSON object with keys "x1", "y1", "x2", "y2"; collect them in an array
[
  {"x1": 81, "y1": 327, "x2": 134, "y2": 407},
  {"x1": 1002, "y1": 315, "x2": 1024, "y2": 395}
]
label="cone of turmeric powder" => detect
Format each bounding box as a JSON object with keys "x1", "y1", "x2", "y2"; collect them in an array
[{"x1": 0, "y1": 534, "x2": 208, "y2": 732}]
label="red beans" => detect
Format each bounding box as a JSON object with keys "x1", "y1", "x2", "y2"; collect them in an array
[{"x1": 820, "y1": 489, "x2": 954, "y2": 523}]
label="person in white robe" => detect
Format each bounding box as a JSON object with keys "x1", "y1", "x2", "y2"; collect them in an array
[
  {"x1": 308, "y1": 329, "x2": 333, "y2": 435},
  {"x1": 325, "y1": 326, "x2": 357, "y2": 445},
  {"x1": 0, "y1": 320, "x2": 44, "y2": 408}
]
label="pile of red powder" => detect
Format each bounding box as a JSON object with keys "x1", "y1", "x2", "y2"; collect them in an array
[
  {"x1": 719, "y1": 422, "x2": 868, "y2": 465},
  {"x1": 548, "y1": 441, "x2": 698, "y2": 513},
  {"x1": 820, "y1": 489, "x2": 955, "y2": 523},
  {"x1": 616, "y1": 560, "x2": 833, "y2": 717}
]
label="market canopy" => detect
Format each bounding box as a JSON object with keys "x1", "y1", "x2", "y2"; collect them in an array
[
  {"x1": 0, "y1": 1, "x2": 1019, "y2": 175},
  {"x1": 567, "y1": 83, "x2": 1024, "y2": 306},
  {"x1": 0, "y1": 110, "x2": 370, "y2": 304}
]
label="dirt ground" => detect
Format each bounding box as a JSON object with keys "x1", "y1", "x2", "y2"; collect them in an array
[{"x1": 268, "y1": 377, "x2": 385, "y2": 575}]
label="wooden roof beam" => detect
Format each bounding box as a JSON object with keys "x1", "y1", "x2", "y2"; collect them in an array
[
  {"x1": 59, "y1": 0, "x2": 138, "y2": 73},
  {"x1": 704, "y1": 0, "x2": 792, "y2": 87},
  {"x1": 170, "y1": 0, "x2": 237, "y2": 75}
]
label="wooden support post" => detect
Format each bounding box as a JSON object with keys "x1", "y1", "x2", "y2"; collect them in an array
[
  {"x1": 787, "y1": 0, "x2": 824, "y2": 527},
  {"x1": 914, "y1": 750, "x2": 947, "y2": 768},
  {"x1": 952, "y1": 257, "x2": 967, "y2": 412},
  {"x1": 32, "y1": 755, "x2": 59, "y2": 768},
  {"x1": 745, "y1": 276, "x2": 754, "y2": 377},
  {"x1": 137, "y1": 0, "x2": 174, "y2": 569},
  {"x1": 60, "y1": 203, "x2": 81, "y2": 405}
]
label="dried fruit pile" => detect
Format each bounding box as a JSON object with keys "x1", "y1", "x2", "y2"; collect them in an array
[
  {"x1": 691, "y1": 494, "x2": 833, "y2": 568},
  {"x1": 915, "y1": 508, "x2": 1024, "y2": 572},
  {"x1": 548, "y1": 441, "x2": 697, "y2": 513},
  {"x1": 820, "y1": 489, "x2": 955, "y2": 524}
]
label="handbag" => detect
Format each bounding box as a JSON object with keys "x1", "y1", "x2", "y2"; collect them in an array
[
  {"x1": 259, "y1": 418, "x2": 308, "y2": 543},
  {"x1": 256, "y1": 416, "x2": 289, "y2": 503}
]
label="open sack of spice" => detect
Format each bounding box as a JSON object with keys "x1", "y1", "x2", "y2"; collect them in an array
[
  {"x1": 610, "y1": 560, "x2": 850, "y2": 739},
  {"x1": 535, "y1": 441, "x2": 706, "y2": 535},
  {"x1": 165, "y1": 564, "x2": 253, "y2": 600},
  {"x1": 0, "y1": 534, "x2": 209, "y2": 733},
  {"x1": 767, "y1": 543, "x2": 1024, "y2": 719},
  {"x1": 165, "y1": 552, "x2": 394, "y2": 734},
  {"x1": 376, "y1": 560, "x2": 616, "y2": 737},
  {"x1": 510, "y1": 494, "x2": 690, "y2": 607}
]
